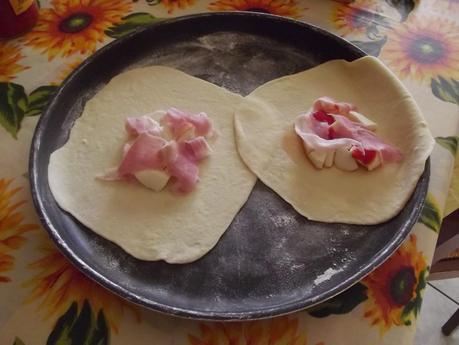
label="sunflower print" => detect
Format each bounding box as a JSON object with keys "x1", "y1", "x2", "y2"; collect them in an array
[
  {"x1": 0, "y1": 179, "x2": 38, "y2": 283},
  {"x1": 23, "y1": 236, "x2": 140, "y2": 333},
  {"x1": 208, "y1": 0, "x2": 303, "y2": 19},
  {"x1": 161, "y1": 0, "x2": 195, "y2": 13},
  {"x1": 0, "y1": 43, "x2": 29, "y2": 82},
  {"x1": 381, "y1": 16, "x2": 459, "y2": 82},
  {"x1": 188, "y1": 316, "x2": 320, "y2": 345},
  {"x1": 362, "y1": 234, "x2": 427, "y2": 334},
  {"x1": 331, "y1": 0, "x2": 385, "y2": 37},
  {"x1": 24, "y1": 0, "x2": 132, "y2": 60}
]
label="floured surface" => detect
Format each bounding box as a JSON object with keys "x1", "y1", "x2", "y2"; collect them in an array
[
  {"x1": 48, "y1": 66, "x2": 256, "y2": 263},
  {"x1": 235, "y1": 57, "x2": 434, "y2": 224},
  {"x1": 131, "y1": 32, "x2": 311, "y2": 96}
]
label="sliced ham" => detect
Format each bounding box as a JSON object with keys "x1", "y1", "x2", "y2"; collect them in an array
[
  {"x1": 125, "y1": 115, "x2": 163, "y2": 137},
  {"x1": 295, "y1": 98, "x2": 402, "y2": 171},
  {"x1": 117, "y1": 133, "x2": 167, "y2": 176},
  {"x1": 295, "y1": 113, "x2": 362, "y2": 170},
  {"x1": 170, "y1": 121, "x2": 196, "y2": 141},
  {"x1": 329, "y1": 115, "x2": 403, "y2": 163},
  {"x1": 180, "y1": 137, "x2": 212, "y2": 162},
  {"x1": 100, "y1": 108, "x2": 213, "y2": 193},
  {"x1": 123, "y1": 141, "x2": 134, "y2": 155},
  {"x1": 159, "y1": 140, "x2": 179, "y2": 165},
  {"x1": 167, "y1": 155, "x2": 200, "y2": 194},
  {"x1": 158, "y1": 138, "x2": 211, "y2": 193},
  {"x1": 313, "y1": 97, "x2": 356, "y2": 116},
  {"x1": 295, "y1": 114, "x2": 361, "y2": 152},
  {"x1": 161, "y1": 108, "x2": 213, "y2": 139},
  {"x1": 310, "y1": 110, "x2": 337, "y2": 139}
]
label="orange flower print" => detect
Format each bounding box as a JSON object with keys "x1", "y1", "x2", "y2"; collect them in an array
[
  {"x1": 331, "y1": 0, "x2": 385, "y2": 37},
  {"x1": 161, "y1": 0, "x2": 195, "y2": 13},
  {"x1": 208, "y1": 0, "x2": 304, "y2": 19},
  {"x1": 0, "y1": 179, "x2": 38, "y2": 283},
  {"x1": 0, "y1": 43, "x2": 29, "y2": 82},
  {"x1": 24, "y1": 237, "x2": 140, "y2": 332},
  {"x1": 24, "y1": 0, "x2": 132, "y2": 60},
  {"x1": 188, "y1": 316, "x2": 318, "y2": 345},
  {"x1": 381, "y1": 16, "x2": 459, "y2": 82},
  {"x1": 362, "y1": 234, "x2": 428, "y2": 334}
]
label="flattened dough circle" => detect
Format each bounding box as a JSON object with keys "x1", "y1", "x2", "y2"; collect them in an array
[
  {"x1": 49, "y1": 66, "x2": 256, "y2": 263},
  {"x1": 235, "y1": 57, "x2": 434, "y2": 225}
]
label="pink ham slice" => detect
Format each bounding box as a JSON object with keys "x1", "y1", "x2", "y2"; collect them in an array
[
  {"x1": 159, "y1": 137, "x2": 211, "y2": 193},
  {"x1": 310, "y1": 110, "x2": 335, "y2": 139},
  {"x1": 159, "y1": 140, "x2": 179, "y2": 165},
  {"x1": 313, "y1": 97, "x2": 356, "y2": 116},
  {"x1": 180, "y1": 137, "x2": 212, "y2": 162},
  {"x1": 296, "y1": 97, "x2": 402, "y2": 170},
  {"x1": 295, "y1": 113, "x2": 361, "y2": 151},
  {"x1": 167, "y1": 155, "x2": 200, "y2": 193},
  {"x1": 125, "y1": 115, "x2": 163, "y2": 137},
  {"x1": 101, "y1": 109, "x2": 213, "y2": 193},
  {"x1": 161, "y1": 108, "x2": 213, "y2": 138},
  {"x1": 329, "y1": 115, "x2": 403, "y2": 163},
  {"x1": 118, "y1": 133, "x2": 167, "y2": 176}
]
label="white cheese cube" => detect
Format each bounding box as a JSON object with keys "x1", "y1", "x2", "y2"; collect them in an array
[
  {"x1": 135, "y1": 170, "x2": 170, "y2": 192},
  {"x1": 324, "y1": 150, "x2": 335, "y2": 168},
  {"x1": 335, "y1": 148, "x2": 359, "y2": 171},
  {"x1": 308, "y1": 150, "x2": 327, "y2": 169}
]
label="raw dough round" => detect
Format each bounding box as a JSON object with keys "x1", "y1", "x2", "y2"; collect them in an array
[
  {"x1": 48, "y1": 66, "x2": 256, "y2": 263},
  {"x1": 235, "y1": 57, "x2": 434, "y2": 225}
]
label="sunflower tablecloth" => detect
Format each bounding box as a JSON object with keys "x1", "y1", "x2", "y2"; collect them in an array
[{"x1": 1, "y1": 0, "x2": 458, "y2": 344}]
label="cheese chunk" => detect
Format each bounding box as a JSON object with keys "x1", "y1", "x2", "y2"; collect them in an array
[{"x1": 134, "y1": 169, "x2": 170, "y2": 192}]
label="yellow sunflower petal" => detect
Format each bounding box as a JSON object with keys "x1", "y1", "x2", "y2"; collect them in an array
[
  {"x1": 24, "y1": 0, "x2": 132, "y2": 60},
  {"x1": 0, "y1": 42, "x2": 28, "y2": 82},
  {"x1": 208, "y1": 0, "x2": 303, "y2": 18},
  {"x1": 188, "y1": 316, "x2": 309, "y2": 345},
  {"x1": 24, "y1": 236, "x2": 140, "y2": 332},
  {"x1": 381, "y1": 16, "x2": 459, "y2": 82},
  {"x1": 362, "y1": 234, "x2": 427, "y2": 334}
]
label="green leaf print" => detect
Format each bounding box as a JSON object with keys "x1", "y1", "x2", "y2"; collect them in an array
[
  {"x1": 0, "y1": 82, "x2": 28, "y2": 139},
  {"x1": 350, "y1": 37, "x2": 387, "y2": 57},
  {"x1": 13, "y1": 337, "x2": 26, "y2": 345},
  {"x1": 414, "y1": 268, "x2": 427, "y2": 316},
  {"x1": 47, "y1": 302, "x2": 77, "y2": 344},
  {"x1": 431, "y1": 77, "x2": 459, "y2": 105},
  {"x1": 105, "y1": 12, "x2": 163, "y2": 39},
  {"x1": 436, "y1": 136, "x2": 459, "y2": 156},
  {"x1": 308, "y1": 282, "x2": 368, "y2": 317},
  {"x1": 419, "y1": 193, "x2": 442, "y2": 233},
  {"x1": 385, "y1": 0, "x2": 416, "y2": 21},
  {"x1": 47, "y1": 300, "x2": 109, "y2": 345},
  {"x1": 25, "y1": 85, "x2": 58, "y2": 117},
  {"x1": 401, "y1": 268, "x2": 428, "y2": 325}
]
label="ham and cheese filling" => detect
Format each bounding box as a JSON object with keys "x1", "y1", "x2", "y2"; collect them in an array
[
  {"x1": 294, "y1": 97, "x2": 402, "y2": 171},
  {"x1": 100, "y1": 108, "x2": 213, "y2": 193}
]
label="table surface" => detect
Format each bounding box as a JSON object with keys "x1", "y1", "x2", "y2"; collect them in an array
[{"x1": 0, "y1": 1, "x2": 458, "y2": 344}]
